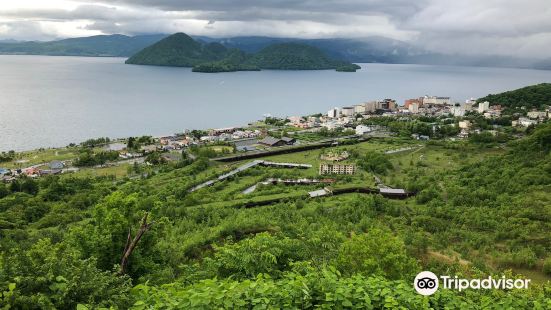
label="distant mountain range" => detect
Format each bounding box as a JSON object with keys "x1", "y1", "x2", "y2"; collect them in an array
[
  {"x1": 126, "y1": 33, "x2": 360, "y2": 72},
  {"x1": 0, "y1": 33, "x2": 548, "y2": 70},
  {"x1": 0, "y1": 34, "x2": 166, "y2": 57}
]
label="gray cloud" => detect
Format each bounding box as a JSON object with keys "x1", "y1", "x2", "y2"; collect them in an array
[{"x1": 0, "y1": 0, "x2": 550, "y2": 59}]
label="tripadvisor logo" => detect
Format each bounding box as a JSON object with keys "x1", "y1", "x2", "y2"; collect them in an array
[
  {"x1": 413, "y1": 271, "x2": 531, "y2": 296},
  {"x1": 414, "y1": 271, "x2": 439, "y2": 296}
]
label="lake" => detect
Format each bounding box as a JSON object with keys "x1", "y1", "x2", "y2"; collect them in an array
[{"x1": 1, "y1": 55, "x2": 551, "y2": 151}]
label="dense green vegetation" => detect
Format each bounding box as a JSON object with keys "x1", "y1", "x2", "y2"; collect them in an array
[
  {"x1": 0, "y1": 121, "x2": 550, "y2": 308},
  {"x1": 0, "y1": 151, "x2": 15, "y2": 163},
  {"x1": 126, "y1": 33, "x2": 359, "y2": 72},
  {"x1": 192, "y1": 50, "x2": 260, "y2": 72},
  {"x1": 477, "y1": 83, "x2": 551, "y2": 110},
  {"x1": 73, "y1": 150, "x2": 120, "y2": 167},
  {"x1": 248, "y1": 42, "x2": 352, "y2": 70},
  {"x1": 125, "y1": 33, "x2": 229, "y2": 67},
  {"x1": 336, "y1": 63, "x2": 362, "y2": 72}
]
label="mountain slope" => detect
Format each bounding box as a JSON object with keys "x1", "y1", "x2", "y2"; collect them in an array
[
  {"x1": 125, "y1": 33, "x2": 229, "y2": 66},
  {"x1": 0, "y1": 34, "x2": 166, "y2": 57},
  {"x1": 477, "y1": 83, "x2": 551, "y2": 110},
  {"x1": 248, "y1": 42, "x2": 346, "y2": 70}
]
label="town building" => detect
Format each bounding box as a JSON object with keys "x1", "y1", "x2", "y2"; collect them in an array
[
  {"x1": 210, "y1": 127, "x2": 239, "y2": 135},
  {"x1": 465, "y1": 98, "x2": 476, "y2": 111},
  {"x1": 404, "y1": 98, "x2": 423, "y2": 109},
  {"x1": 49, "y1": 160, "x2": 64, "y2": 170},
  {"x1": 478, "y1": 101, "x2": 490, "y2": 114},
  {"x1": 377, "y1": 99, "x2": 397, "y2": 111},
  {"x1": 408, "y1": 102, "x2": 419, "y2": 114},
  {"x1": 513, "y1": 117, "x2": 538, "y2": 127},
  {"x1": 458, "y1": 120, "x2": 472, "y2": 129},
  {"x1": 341, "y1": 107, "x2": 355, "y2": 117},
  {"x1": 319, "y1": 163, "x2": 356, "y2": 175},
  {"x1": 364, "y1": 101, "x2": 378, "y2": 113},
  {"x1": 353, "y1": 104, "x2": 367, "y2": 114},
  {"x1": 452, "y1": 104, "x2": 465, "y2": 117},
  {"x1": 355, "y1": 125, "x2": 372, "y2": 135},
  {"x1": 327, "y1": 107, "x2": 339, "y2": 118},
  {"x1": 423, "y1": 96, "x2": 451, "y2": 106},
  {"x1": 259, "y1": 136, "x2": 296, "y2": 147},
  {"x1": 527, "y1": 111, "x2": 547, "y2": 119}
]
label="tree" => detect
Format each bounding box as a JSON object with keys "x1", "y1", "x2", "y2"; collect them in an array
[
  {"x1": 0, "y1": 183, "x2": 8, "y2": 199},
  {"x1": 127, "y1": 137, "x2": 136, "y2": 150},
  {"x1": 120, "y1": 213, "x2": 154, "y2": 275},
  {"x1": 335, "y1": 229, "x2": 419, "y2": 279},
  {"x1": 543, "y1": 257, "x2": 551, "y2": 276},
  {"x1": 358, "y1": 151, "x2": 393, "y2": 175}
]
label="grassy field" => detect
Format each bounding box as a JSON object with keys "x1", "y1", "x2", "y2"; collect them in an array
[{"x1": 2, "y1": 147, "x2": 80, "y2": 169}]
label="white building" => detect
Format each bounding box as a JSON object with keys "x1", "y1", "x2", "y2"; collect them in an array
[
  {"x1": 465, "y1": 98, "x2": 476, "y2": 111},
  {"x1": 527, "y1": 111, "x2": 547, "y2": 119},
  {"x1": 353, "y1": 104, "x2": 367, "y2": 114},
  {"x1": 452, "y1": 105, "x2": 465, "y2": 117},
  {"x1": 478, "y1": 101, "x2": 490, "y2": 114},
  {"x1": 287, "y1": 116, "x2": 303, "y2": 124},
  {"x1": 458, "y1": 120, "x2": 471, "y2": 129},
  {"x1": 319, "y1": 163, "x2": 356, "y2": 175},
  {"x1": 341, "y1": 107, "x2": 355, "y2": 117},
  {"x1": 514, "y1": 117, "x2": 538, "y2": 127},
  {"x1": 327, "y1": 107, "x2": 339, "y2": 118},
  {"x1": 364, "y1": 101, "x2": 377, "y2": 113},
  {"x1": 424, "y1": 96, "x2": 452, "y2": 105},
  {"x1": 355, "y1": 125, "x2": 371, "y2": 135}
]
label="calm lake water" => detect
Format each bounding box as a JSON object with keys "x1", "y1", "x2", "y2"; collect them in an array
[{"x1": 1, "y1": 55, "x2": 551, "y2": 151}]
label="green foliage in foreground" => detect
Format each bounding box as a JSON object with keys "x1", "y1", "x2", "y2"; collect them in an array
[
  {"x1": 130, "y1": 267, "x2": 551, "y2": 310},
  {"x1": 1, "y1": 122, "x2": 551, "y2": 308}
]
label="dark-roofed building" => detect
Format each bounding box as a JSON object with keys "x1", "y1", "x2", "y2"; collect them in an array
[
  {"x1": 236, "y1": 145, "x2": 257, "y2": 152},
  {"x1": 281, "y1": 137, "x2": 296, "y2": 145},
  {"x1": 259, "y1": 136, "x2": 287, "y2": 147},
  {"x1": 259, "y1": 136, "x2": 296, "y2": 147},
  {"x1": 379, "y1": 188, "x2": 409, "y2": 199},
  {"x1": 49, "y1": 161, "x2": 64, "y2": 170}
]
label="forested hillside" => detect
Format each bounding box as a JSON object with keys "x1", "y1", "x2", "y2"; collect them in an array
[
  {"x1": 248, "y1": 43, "x2": 355, "y2": 70},
  {"x1": 1, "y1": 122, "x2": 550, "y2": 308},
  {"x1": 477, "y1": 83, "x2": 551, "y2": 110},
  {"x1": 125, "y1": 33, "x2": 229, "y2": 67}
]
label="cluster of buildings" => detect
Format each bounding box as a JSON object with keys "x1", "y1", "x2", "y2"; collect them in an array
[
  {"x1": 327, "y1": 99, "x2": 398, "y2": 118},
  {"x1": 200, "y1": 127, "x2": 263, "y2": 143},
  {"x1": 1, "y1": 160, "x2": 71, "y2": 182},
  {"x1": 513, "y1": 109, "x2": 550, "y2": 127}
]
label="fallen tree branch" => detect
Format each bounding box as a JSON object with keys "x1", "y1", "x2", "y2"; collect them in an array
[{"x1": 119, "y1": 212, "x2": 154, "y2": 275}]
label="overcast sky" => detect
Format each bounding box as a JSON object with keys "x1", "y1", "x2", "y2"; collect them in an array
[{"x1": 1, "y1": 0, "x2": 550, "y2": 59}]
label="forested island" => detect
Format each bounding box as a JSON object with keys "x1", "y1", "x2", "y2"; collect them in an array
[{"x1": 125, "y1": 33, "x2": 361, "y2": 72}]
